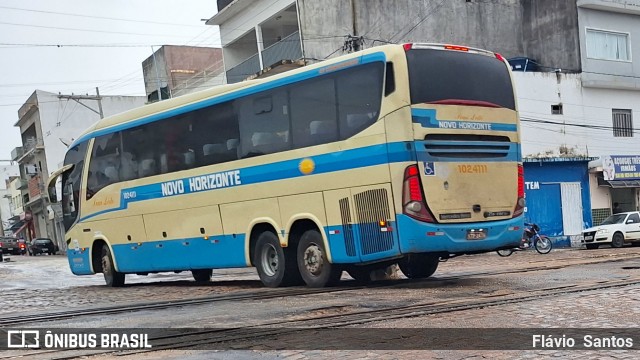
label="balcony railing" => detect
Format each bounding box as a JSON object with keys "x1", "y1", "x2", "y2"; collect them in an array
[
  {"x1": 225, "y1": 31, "x2": 303, "y2": 84},
  {"x1": 11, "y1": 147, "x2": 23, "y2": 161},
  {"x1": 261, "y1": 31, "x2": 302, "y2": 68},
  {"x1": 226, "y1": 53, "x2": 260, "y2": 84},
  {"x1": 16, "y1": 179, "x2": 28, "y2": 190}
]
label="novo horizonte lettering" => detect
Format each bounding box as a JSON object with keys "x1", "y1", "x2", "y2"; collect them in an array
[{"x1": 160, "y1": 170, "x2": 241, "y2": 197}]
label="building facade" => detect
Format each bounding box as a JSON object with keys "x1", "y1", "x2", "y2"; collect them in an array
[
  {"x1": 11, "y1": 90, "x2": 146, "y2": 249},
  {"x1": 142, "y1": 45, "x2": 225, "y2": 101},
  {"x1": 1, "y1": 176, "x2": 21, "y2": 237}
]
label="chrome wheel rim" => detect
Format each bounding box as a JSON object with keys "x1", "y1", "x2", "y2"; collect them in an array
[{"x1": 261, "y1": 243, "x2": 279, "y2": 277}]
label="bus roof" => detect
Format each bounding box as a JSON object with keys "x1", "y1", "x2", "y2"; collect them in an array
[
  {"x1": 69, "y1": 44, "x2": 405, "y2": 148},
  {"x1": 69, "y1": 43, "x2": 500, "y2": 148}
]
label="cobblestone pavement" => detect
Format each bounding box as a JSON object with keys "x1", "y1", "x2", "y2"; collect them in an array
[{"x1": 2, "y1": 246, "x2": 639, "y2": 317}]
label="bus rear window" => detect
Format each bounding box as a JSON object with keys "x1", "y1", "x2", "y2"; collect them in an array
[{"x1": 406, "y1": 49, "x2": 515, "y2": 110}]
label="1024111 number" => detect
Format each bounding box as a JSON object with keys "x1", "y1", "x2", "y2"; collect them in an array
[{"x1": 457, "y1": 164, "x2": 488, "y2": 174}]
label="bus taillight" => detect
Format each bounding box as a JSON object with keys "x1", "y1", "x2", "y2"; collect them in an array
[
  {"x1": 402, "y1": 165, "x2": 435, "y2": 223},
  {"x1": 403, "y1": 43, "x2": 413, "y2": 51},
  {"x1": 513, "y1": 164, "x2": 525, "y2": 218}
]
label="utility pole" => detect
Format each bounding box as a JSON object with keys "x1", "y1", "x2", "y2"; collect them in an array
[{"x1": 57, "y1": 88, "x2": 104, "y2": 119}]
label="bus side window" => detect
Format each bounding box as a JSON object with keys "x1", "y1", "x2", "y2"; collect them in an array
[
  {"x1": 337, "y1": 62, "x2": 383, "y2": 139},
  {"x1": 87, "y1": 132, "x2": 122, "y2": 198}
]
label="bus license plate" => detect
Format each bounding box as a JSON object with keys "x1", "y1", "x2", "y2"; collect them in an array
[{"x1": 466, "y1": 229, "x2": 486, "y2": 240}]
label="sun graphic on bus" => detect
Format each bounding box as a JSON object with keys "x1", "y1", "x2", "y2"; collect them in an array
[{"x1": 299, "y1": 158, "x2": 315, "y2": 175}]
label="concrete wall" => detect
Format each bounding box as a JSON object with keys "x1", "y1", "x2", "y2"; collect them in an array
[
  {"x1": 589, "y1": 172, "x2": 611, "y2": 209},
  {"x1": 164, "y1": 46, "x2": 224, "y2": 92},
  {"x1": 299, "y1": 0, "x2": 574, "y2": 63},
  {"x1": 578, "y1": 2, "x2": 640, "y2": 89},
  {"x1": 522, "y1": 0, "x2": 581, "y2": 72},
  {"x1": 142, "y1": 47, "x2": 169, "y2": 98},
  {"x1": 513, "y1": 72, "x2": 640, "y2": 158},
  {"x1": 298, "y1": 0, "x2": 353, "y2": 62}
]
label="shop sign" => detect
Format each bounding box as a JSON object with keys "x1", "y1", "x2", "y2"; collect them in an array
[{"x1": 602, "y1": 155, "x2": 640, "y2": 180}]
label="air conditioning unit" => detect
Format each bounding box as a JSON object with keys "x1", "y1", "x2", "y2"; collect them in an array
[{"x1": 25, "y1": 164, "x2": 37, "y2": 175}]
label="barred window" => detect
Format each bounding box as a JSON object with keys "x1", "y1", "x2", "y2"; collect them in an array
[{"x1": 612, "y1": 109, "x2": 633, "y2": 137}]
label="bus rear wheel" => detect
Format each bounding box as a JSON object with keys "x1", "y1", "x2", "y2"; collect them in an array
[
  {"x1": 399, "y1": 254, "x2": 439, "y2": 279},
  {"x1": 192, "y1": 269, "x2": 212, "y2": 283},
  {"x1": 101, "y1": 246, "x2": 125, "y2": 287},
  {"x1": 255, "y1": 231, "x2": 301, "y2": 287},
  {"x1": 297, "y1": 230, "x2": 341, "y2": 288}
]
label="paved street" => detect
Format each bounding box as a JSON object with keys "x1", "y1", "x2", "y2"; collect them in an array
[{"x1": 1, "y1": 246, "x2": 640, "y2": 359}]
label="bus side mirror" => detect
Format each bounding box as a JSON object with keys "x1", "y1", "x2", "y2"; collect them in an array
[
  {"x1": 46, "y1": 164, "x2": 73, "y2": 203},
  {"x1": 48, "y1": 184, "x2": 58, "y2": 204}
]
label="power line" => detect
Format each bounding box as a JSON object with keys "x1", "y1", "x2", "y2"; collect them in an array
[
  {"x1": 0, "y1": 21, "x2": 197, "y2": 38},
  {"x1": 389, "y1": 0, "x2": 447, "y2": 43},
  {"x1": 520, "y1": 116, "x2": 640, "y2": 134},
  {"x1": 0, "y1": 5, "x2": 205, "y2": 27}
]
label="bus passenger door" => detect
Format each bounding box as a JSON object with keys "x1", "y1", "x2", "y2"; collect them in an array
[{"x1": 324, "y1": 185, "x2": 400, "y2": 264}]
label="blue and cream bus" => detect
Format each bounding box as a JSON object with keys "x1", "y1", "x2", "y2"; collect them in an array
[{"x1": 48, "y1": 43, "x2": 524, "y2": 287}]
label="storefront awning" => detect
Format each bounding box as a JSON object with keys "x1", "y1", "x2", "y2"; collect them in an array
[
  {"x1": 12, "y1": 221, "x2": 29, "y2": 236},
  {"x1": 9, "y1": 220, "x2": 25, "y2": 231},
  {"x1": 602, "y1": 180, "x2": 640, "y2": 188}
]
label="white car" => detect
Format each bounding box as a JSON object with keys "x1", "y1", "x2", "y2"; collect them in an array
[{"x1": 581, "y1": 211, "x2": 640, "y2": 249}]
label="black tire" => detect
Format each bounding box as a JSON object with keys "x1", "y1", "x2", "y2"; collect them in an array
[
  {"x1": 346, "y1": 266, "x2": 372, "y2": 284},
  {"x1": 611, "y1": 233, "x2": 625, "y2": 248},
  {"x1": 496, "y1": 249, "x2": 514, "y2": 257},
  {"x1": 534, "y1": 236, "x2": 552, "y2": 254},
  {"x1": 101, "y1": 246, "x2": 125, "y2": 287},
  {"x1": 297, "y1": 229, "x2": 342, "y2": 287},
  {"x1": 192, "y1": 269, "x2": 212, "y2": 283},
  {"x1": 585, "y1": 244, "x2": 599, "y2": 250},
  {"x1": 254, "y1": 231, "x2": 301, "y2": 287},
  {"x1": 399, "y1": 253, "x2": 439, "y2": 279}
]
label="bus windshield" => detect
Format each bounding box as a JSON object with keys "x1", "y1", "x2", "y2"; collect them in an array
[
  {"x1": 61, "y1": 141, "x2": 88, "y2": 231},
  {"x1": 406, "y1": 48, "x2": 515, "y2": 110}
]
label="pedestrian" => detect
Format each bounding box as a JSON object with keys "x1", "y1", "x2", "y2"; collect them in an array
[{"x1": 612, "y1": 202, "x2": 622, "y2": 214}]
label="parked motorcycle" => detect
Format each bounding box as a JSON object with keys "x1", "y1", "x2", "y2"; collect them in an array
[{"x1": 497, "y1": 223, "x2": 552, "y2": 256}]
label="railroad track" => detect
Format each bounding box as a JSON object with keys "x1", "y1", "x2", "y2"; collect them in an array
[
  {"x1": 1, "y1": 250, "x2": 637, "y2": 327},
  {"x1": 5, "y1": 275, "x2": 640, "y2": 360}
]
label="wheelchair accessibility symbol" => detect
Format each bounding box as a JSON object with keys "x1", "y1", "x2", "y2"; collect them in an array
[{"x1": 423, "y1": 162, "x2": 435, "y2": 176}]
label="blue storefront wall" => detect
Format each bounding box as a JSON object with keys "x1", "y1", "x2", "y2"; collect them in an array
[{"x1": 523, "y1": 159, "x2": 593, "y2": 247}]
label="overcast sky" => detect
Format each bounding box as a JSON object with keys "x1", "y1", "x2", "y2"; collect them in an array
[{"x1": 0, "y1": 0, "x2": 219, "y2": 163}]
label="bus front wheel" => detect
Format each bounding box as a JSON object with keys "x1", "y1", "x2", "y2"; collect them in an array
[
  {"x1": 297, "y1": 230, "x2": 341, "y2": 288},
  {"x1": 399, "y1": 254, "x2": 439, "y2": 279},
  {"x1": 101, "y1": 246, "x2": 125, "y2": 287},
  {"x1": 255, "y1": 231, "x2": 300, "y2": 287}
]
